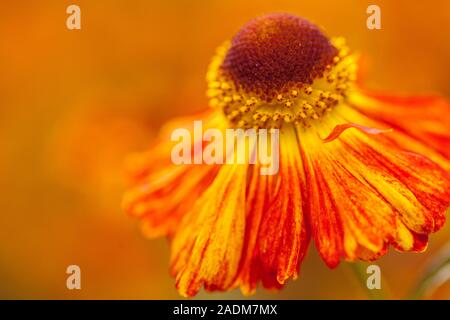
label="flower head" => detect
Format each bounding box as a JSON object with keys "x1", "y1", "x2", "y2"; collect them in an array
[
  {"x1": 123, "y1": 13, "x2": 450, "y2": 296},
  {"x1": 207, "y1": 13, "x2": 356, "y2": 131}
]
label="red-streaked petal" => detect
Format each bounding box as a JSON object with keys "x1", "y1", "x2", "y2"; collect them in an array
[
  {"x1": 350, "y1": 91, "x2": 450, "y2": 169},
  {"x1": 170, "y1": 164, "x2": 247, "y2": 297},
  {"x1": 331, "y1": 104, "x2": 449, "y2": 234},
  {"x1": 341, "y1": 132, "x2": 449, "y2": 233},
  {"x1": 122, "y1": 111, "x2": 224, "y2": 237},
  {"x1": 328, "y1": 107, "x2": 450, "y2": 234},
  {"x1": 298, "y1": 111, "x2": 450, "y2": 266},
  {"x1": 123, "y1": 164, "x2": 219, "y2": 237},
  {"x1": 258, "y1": 127, "x2": 310, "y2": 285},
  {"x1": 301, "y1": 131, "x2": 396, "y2": 266},
  {"x1": 234, "y1": 164, "x2": 271, "y2": 295}
]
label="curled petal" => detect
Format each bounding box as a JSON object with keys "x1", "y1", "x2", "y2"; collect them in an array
[
  {"x1": 350, "y1": 92, "x2": 450, "y2": 170},
  {"x1": 299, "y1": 114, "x2": 450, "y2": 266},
  {"x1": 341, "y1": 133, "x2": 449, "y2": 234},
  {"x1": 301, "y1": 133, "x2": 396, "y2": 266},
  {"x1": 322, "y1": 123, "x2": 392, "y2": 143}
]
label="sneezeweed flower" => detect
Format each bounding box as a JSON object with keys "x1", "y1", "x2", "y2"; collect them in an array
[{"x1": 123, "y1": 13, "x2": 450, "y2": 296}]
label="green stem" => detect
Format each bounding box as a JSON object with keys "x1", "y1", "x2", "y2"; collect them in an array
[
  {"x1": 409, "y1": 243, "x2": 450, "y2": 300},
  {"x1": 349, "y1": 263, "x2": 390, "y2": 300}
]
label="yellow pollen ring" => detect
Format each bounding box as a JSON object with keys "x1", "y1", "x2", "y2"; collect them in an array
[{"x1": 206, "y1": 37, "x2": 357, "y2": 129}]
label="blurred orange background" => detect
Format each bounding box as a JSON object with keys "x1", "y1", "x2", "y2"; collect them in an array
[{"x1": 0, "y1": 0, "x2": 449, "y2": 299}]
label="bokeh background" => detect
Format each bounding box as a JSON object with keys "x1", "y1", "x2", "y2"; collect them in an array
[{"x1": 0, "y1": 0, "x2": 449, "y2": 299}]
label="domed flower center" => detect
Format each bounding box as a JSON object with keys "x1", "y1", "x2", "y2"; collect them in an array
[
  {"x1": 222, "y1": 13, "x2": 337, "y2": 99},
  {"x1": 206, "y1": 13, "x2": 357, "y2": 129}
]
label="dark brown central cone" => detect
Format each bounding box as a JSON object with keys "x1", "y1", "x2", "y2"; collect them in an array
[{"x1": 221, "y1": 13, "x2": 338, "y2": 101}]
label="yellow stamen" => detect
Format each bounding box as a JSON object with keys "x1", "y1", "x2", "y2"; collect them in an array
[{"x1": 206, "y1": 38, "x2": 357, "y2": 129}]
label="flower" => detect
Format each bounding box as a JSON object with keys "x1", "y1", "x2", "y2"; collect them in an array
[{"x1": 122, "y1": 13, "x2": 450, "y2": 297}]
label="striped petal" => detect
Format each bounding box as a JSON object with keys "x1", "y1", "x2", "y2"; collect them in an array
[
  {"x1": 234, "y1": 164, "x2": 272, "y2": 295},
  {"x1": 122, "y1": 111, "x2": 223, "y2": 237},
  {"x1": 257, "y1": 127, "x2": 310, "y2": 286},
  {"x1": 300, "y1": 102, "x2": 450, "y2": 266},
  {"x1": 170, "y1": 164, "x2": 247, "y2": 296},
  {"x1": 350, "y1": 91, "x2": 450, "y2": 171}
]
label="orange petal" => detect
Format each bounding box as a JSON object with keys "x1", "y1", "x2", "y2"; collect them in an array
[
  {"x1": 258, "y1": 127, "x2": 310, "y2": 285},
  {"x1": 299, "y1": 117, "x2": 450, "y2": 266},
  {"x1": 234, "y1": 164, "x2": 270, "y2": 295},
  {"x1": 350, "y1": 91, "x2": 450, "y2": 170},
  {"x1": 301, "y1": 135, "x2": 395, "y2": 266},
  {"x1": 122, "y1": 111, "x2": 224, "y2": 237},
  {"x1": 170, "y1": 164, "x2": 247, "y2": 297},
  {"x1": 341, "y1": 132, "x2": 449, "y2": 233},
  {"x1": 123, "y1": 163, "x2": 218, "y2": 237}
]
